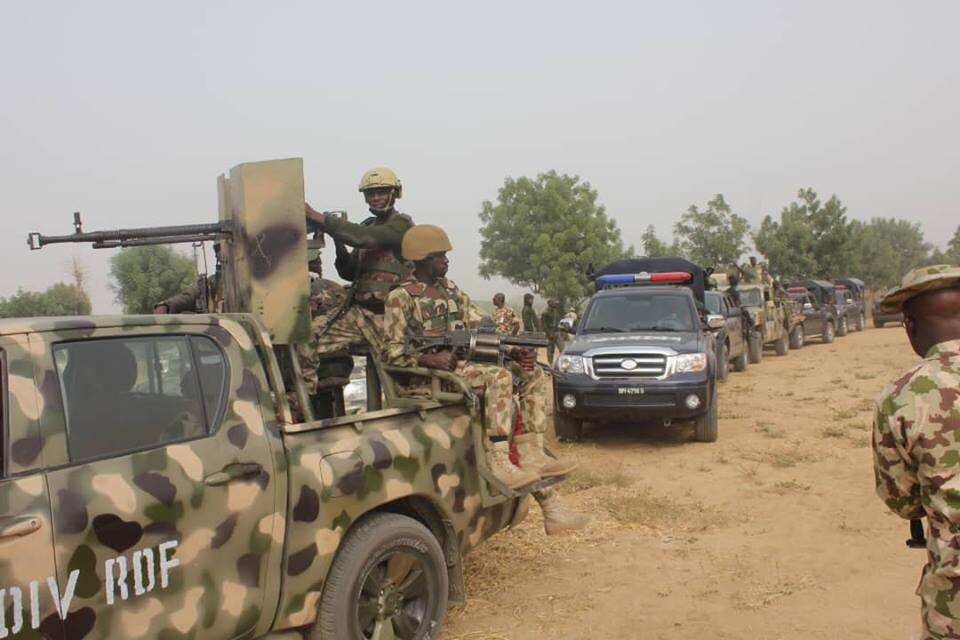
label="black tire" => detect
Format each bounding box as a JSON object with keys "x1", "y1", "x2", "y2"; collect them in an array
[
  {"x1": 732, "y1": 349, "x2": 748, "y2": 372},
  {"x1": 694, "y1": 387, "x2": 718, "y2": 443},
  {"x1": 747, "y1": 332, "x2": 763, "y2": 364},
  {"x1": 822, "y1": 321, "x2": 835, "y2": 344},
  {"x1": 774, "y1": 333, "x2": 788, "y2": 356},
  {"x1": 554, "y1": 412, "x2": 584, "y2": 442},
  {"x1": 789, "y1": 325, "x2": 804, "y2": 350},
  {"x1": 837, "y1": 317, "x2": 848, "y2": 337},
  {"x1": 315, "y1": 513, "x2": 448, "y2": 640},
  {"x1": 717, "y1": 342, "x2": 729, "y2": 382},
  {"x1": 855, "y1": 313, "x2": 865, "y2": 332},
  {"x1": 875, "y1": 318, "x2": 884, "y2": 329}
]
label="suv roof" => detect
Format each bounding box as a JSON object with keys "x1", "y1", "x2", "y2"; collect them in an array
[{"x1": 0, "y1": 314, "x2": 222, "y2": 337}]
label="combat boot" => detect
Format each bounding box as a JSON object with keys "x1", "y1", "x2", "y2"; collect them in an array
[
  {"x1": 514, "y1": 433, "x2": 578, "y2": 477},
  {"x1": 486, "y1": 441, "x2": 540, "y2": 490},
  {"x1": 534, "y1": 488, "x2": 592, "y2": 535}
]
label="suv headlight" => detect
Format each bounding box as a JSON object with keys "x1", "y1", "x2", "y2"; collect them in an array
[
  {"x1": 557, "y1": 354, "x2": 586, "y2": 374},
  {"x1": 674, "y1": 353, "x2": 707, "y2": 373}
]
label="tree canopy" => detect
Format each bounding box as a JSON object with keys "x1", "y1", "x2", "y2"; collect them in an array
[
  {"x1": 478, "y1": 171, "x2": 633, "y2": 305},
  {"x1": 673, "y1": 194, "x2": 750, "y2": 269},
  {"x1": 640, "y1": 225, "x2": 680, "y2": 258},
  {"x1": 109, "y1": 245, "x2": 196, "y2": 313},
  {"x1": 0, "y1": 283, "x2": 91, "y2": 318},
  {"x1": 847, "y1": 218, "x2": 930, "y2": 288}
]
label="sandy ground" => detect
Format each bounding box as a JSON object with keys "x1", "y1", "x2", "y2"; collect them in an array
[{"x1": 441, "y1": 323, "x2": 926, "y2": 640}]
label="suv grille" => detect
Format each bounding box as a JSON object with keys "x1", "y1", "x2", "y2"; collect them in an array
[{"x1": 591, "y1": 353, "x2": 668, "y2": 378}]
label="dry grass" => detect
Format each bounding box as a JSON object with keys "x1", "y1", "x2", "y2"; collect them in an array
[
  {"x1": 770, "y1": 480, "x2": 811, "y2": 494},
  {"x1": 854, "y1": 372, "x2": 878, "y2": 380},
  {"x1": 561, "y1": 466, "x2": 633, "y2": 494},
  {"x1": 831, "y1": 407, "x2": 858, "y2": 421},
  {"x1": 821, "y1": 425, "x2": 847, "y2": 439},
  {"x1": 756, "y1": 421, "x2": 785, "y2": 439},
  {"x1": 605, "y1": 487, "x2": 726, "y2": 532}
]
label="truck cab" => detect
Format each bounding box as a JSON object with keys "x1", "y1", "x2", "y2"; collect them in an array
[
  {"x1": 833, "y1": 277, "x2": 867, "y2": 332},
  {"x1": 552, "y1": 259, "x2": 722, "y2": 444},
  {"x1": 787, "y1": 286, "x2": 837, "y2": 344}
]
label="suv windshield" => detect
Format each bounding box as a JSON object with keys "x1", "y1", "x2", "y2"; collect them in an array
[
  {"x1": 583, "y1": 293, "x2": 695, "y2": 333},
  {"x1": 739, "y1": 289, "x2": 764, "y2": 307}
]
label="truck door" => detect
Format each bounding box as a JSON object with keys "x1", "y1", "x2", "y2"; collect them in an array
[
  {"x1": 723, "y1": 295, "x2": 744, "y2": 355},
  {"x1": 0, "y1": 337, "x2": 63, "y2": 639},
  {"x1": 40, "y1": 330, "x2": 279, "y2": 640}
]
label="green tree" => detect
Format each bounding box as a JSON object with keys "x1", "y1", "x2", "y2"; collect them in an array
[
  {"x1": 109, "y1": 245, "x2": 196, "y2": 313},
  {"x1": 948, "y1": 225, "x2": 960, "y2": 262},
  {"x1": 754, "y1": 188, "x2": 853, "y2": 281},
  {"x1": 478, "y1": 171, "x2": 634, "y2": 304},
  {"x1": 848, "y1": 218, "x2": 930, "y2": 288},
  {"x1": 673, "y1": 194, "x2": 749, "y2": 268},
  {"x1": 0, "y1": 283, "x2": 92, "y2": 318},
  {"x1": 640, "y1": 225, "x2": 680, "y2": 258}
]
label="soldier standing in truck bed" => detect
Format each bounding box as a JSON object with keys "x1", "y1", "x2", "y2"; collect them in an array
[
  {"x1": 492, "y1": 293, "x2": 523, "y2": 336},
  {"x1": 154, "y1": 244, "x2": 223, "y2": 314},
  {"x1": 298, "y1": 167, "x2": 413, "y2": 395}
]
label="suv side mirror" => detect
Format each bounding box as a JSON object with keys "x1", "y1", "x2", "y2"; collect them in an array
[
  {"x1": 706, "y1": 314, "x2": 725, "y2": 330},
  {"x1": 558, "y1": 317, "x2": 576, "y2": 334}
]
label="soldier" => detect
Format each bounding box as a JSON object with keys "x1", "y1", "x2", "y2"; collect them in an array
[
  {"x1": 154, "y1": 244, "x2": 223, "y2": 314},
  {"x1": 384, "y1": 225, "x2": 589, "y2": 534},
  {"x1": 298, "y1": 167, "x2": 413, "y2": 395},
  {"x1": 522, "y1": 293, "x2": 541, "y2": 332},
  {"x1": 492, "y1": 292, "x2": 522, "y2": 336},
  {"x1": 740, "y1": 256, "x2": 761, "y2": 284},
  {"x1": 872, "y1": 264, "x2": 960, "y2": 639},
  {"x1": 541, "y1": 299, "x2": 563, "y2": 363}
]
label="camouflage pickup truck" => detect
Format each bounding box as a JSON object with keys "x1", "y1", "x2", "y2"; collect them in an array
[
  {"x1": 0, "y1": 314, "x2": 527, "y2": 640},
  {"x1": 736, "y1": 283, "x2": 798, "y2": 362}
]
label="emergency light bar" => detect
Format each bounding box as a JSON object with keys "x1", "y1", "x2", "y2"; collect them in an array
[
  {"x1": 787, "y1": 287, "x2": 808, "y2": 294},
  {"x1": 596, "y1": 271, "x2": 693, "y2": 288}
]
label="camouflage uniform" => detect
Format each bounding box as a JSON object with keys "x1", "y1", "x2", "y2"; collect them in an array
[
  {"x1": 874, "y1": 339, "x2": 960, "y2": 639},
  {"x1": 522, "y1": 302, "x2": 541, "y2": 332},
  {"x1": 158, "y1": 273, "x2": 223, "y2": 313},
  {"x1": 740, "y1": 262, "x2": 761, "y2": 284},
  {"x1": 384, "y1": 277, "x2": 549, "y2": 438},
  {"x1": 541, "y1": 305, "x2": 562, "y2": 363},
  {"x1": 493, "y1": 304, "x2": 523, "y2": 336}
]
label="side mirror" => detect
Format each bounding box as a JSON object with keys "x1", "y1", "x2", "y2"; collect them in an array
[
  {"x1": 558, "y1": 317, "x2": 576, "y2": 334},
  {"x1": 803, "y1": 302, "x2": 813, "y2": 310},
  {"x1": 706, "y1": 314, "x2": 725, "y2": 330}
]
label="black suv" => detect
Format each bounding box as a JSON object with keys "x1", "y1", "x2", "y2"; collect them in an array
[
  {"x1": 833, "y1": 277, "x2": 867, "y2": 331},
  {"x1": 873, "y1": 286, "x2": 904, "y2": 328},
  {"x1": 552, "y1": 258, "x2": 723, "y2": 443},
  {"x1": 787, "y1": 286, "x2": 836, "y2": 344},
  {"x1": 704, "y1": 290, "x2": 749, "y2": 381}
]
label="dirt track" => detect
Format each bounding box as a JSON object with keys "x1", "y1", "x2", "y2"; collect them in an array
[{"x1": 441, "y1": 324, "x2": 924, "y2": 640}]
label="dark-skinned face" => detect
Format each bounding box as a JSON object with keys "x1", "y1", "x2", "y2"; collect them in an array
[
  {"x1": 417, "y1": 252, "x2": 448, "y2": 280},
  {"x1": 903, "y1": 288, "x2": 960, "y2": 357},
  {"x1": 493, "y1": 294, "x2": 505, "y2": 307},
  {"x1": 364, "y1": 187, "x2": 395, "y2": 215}
]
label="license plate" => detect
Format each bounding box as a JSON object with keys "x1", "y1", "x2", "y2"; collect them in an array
[{"x1": 617, "y1": 387, "x2": 644, "y2": 395}]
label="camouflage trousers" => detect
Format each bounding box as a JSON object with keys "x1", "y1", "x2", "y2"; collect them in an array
[
  {"x1": 456, "y1": 362, "x2": 548, "y2": 437},
  {"x1": 296, "y1": 304, "x2": 385, "y2": 395}
]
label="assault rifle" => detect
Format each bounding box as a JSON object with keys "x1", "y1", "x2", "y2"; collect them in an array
[{"x1": 405, "y1": 327, "x2": 549, "y2": 368}]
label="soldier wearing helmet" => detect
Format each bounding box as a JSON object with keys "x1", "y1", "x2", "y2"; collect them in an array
[
  {"x1": 298, "y1": 167, "x2": 413, "y2": 398},
  {"x1": 383, "y1": 225, "x2": 590, "y2": 535}
]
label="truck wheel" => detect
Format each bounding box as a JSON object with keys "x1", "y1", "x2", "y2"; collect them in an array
[
  {"x1": 554, "y1": 412, "x2": 584, "y2": 442},
  {"x1": 732, "y1": 349, "x2": 748, "y2": 372},
  {"x1": 874, "y1": 318, "x2": 884, "y2": 329},
  {"x1": 856, "y1": 313, "x2": 865, "y2": 331},
  {"x1": 789, "y1": 325, "x2": 804, "y2": 350},
  {"x1": 774, "y1": 333, "x2": 788, "y2": 356},
  {"x1": 315, "y1": 513, "x2": 448, "y2": 640},
  {"x1": 837, "y1": 317, "x2": 848, "y2": 337},
  {"x1": 717, "y1": 343, "x2": 729, "y2": 382},
  {"x1": 747, "y1": 332, "x2": 763, "y2": 364},
  {"x1": 694, "y1": 387, "x2": 718, "y2": 443},
  {"x1": 823, "y1": 321, "x2": 835, "y2": 344}
]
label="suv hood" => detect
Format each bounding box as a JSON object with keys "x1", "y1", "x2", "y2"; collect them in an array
[{"x1": 564, "y1": 331, "x2": 701, "y2": 355}]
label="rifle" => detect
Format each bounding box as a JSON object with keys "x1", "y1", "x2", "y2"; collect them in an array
[
  {"x1": 405, "y1": 328, "x2": 549, "y2": 368},
  {"x1": 907, "y1": 518, "x2": 927, "y2": 549}
]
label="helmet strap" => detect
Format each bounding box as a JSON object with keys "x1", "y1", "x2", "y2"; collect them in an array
[{"x1": 367, "y1": 188, "x2": 397, "y2": 216}]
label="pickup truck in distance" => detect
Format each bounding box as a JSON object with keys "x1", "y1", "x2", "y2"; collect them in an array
[
  {"x1": 787, "y1": 287, "x2": 837, "y2": 344},
  {"x1": 0, "y1": 314, "x2": 526, "y2": 640},
  {"x1": 552, "y1": 260, "x2": 723, "y2": 444}
]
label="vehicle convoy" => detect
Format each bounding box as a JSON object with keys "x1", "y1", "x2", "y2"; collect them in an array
[
  {"x1": 787, "y1": 286, "x2": 837, "y2": 344},
  {"x1": 873, "y1": 286, "x2": 904, "y2": 328},
  {"x1": 6, "y1": 158, "x2": 537, "y2": 640},
  {"x1": 833, "y1": 277, "x2": 867, "y2": 332},
  {"x1": 552, "y1": 258, "x2": 724, "y2": 444},
  {"x1": 736, "y1": 282, "x2": 798, "y2": 362},
  {"x1": 789, "y1": 280, "x2": 841, "y2": 341},
  {"x1": 704, "y1": 289, "x2": 749, "y2": 380}
]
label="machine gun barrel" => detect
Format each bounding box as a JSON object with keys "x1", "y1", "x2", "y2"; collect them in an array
[{"x1": 28, "y1": 213, "x2": 230, "y2": 250}]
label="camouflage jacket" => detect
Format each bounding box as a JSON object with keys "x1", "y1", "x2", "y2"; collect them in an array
[
  {"x1": 493, "y1": 305, "x2": 522, "y2": 336},
  {"x1": 522, "y1": 304, "x2": 540, "y2": 332},
  {"x1": 329, "y1": 211, "x2": 413, "y2": 306},
  {"x1": 541, "y1": 307, "x2": 562, "y2": 338},
  {"x1": 159, "y1": 273, "x2": 222, "y2": 313},
  {"x1": 873, "y1": 339, "x2": 960, "y2": 636},
  {"x1": 309, "y1": 277, "x2": 348, "y2": 316},
  {"x1": 383, "y1": 276, "x2": 484, "y2": 367}
]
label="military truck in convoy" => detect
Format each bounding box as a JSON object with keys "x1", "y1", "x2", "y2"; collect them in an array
[
  {"x1": 4, "y1": 159, "x2": 538, "y2": 640},
  {"x1": 551, "y1": 258, "x2": 724, "y2": 443},
  {"x1": 736, "y1": 283, "x2": 798, "y2": 362},
  {"x1": 873, "y1": 286, "x2": 905, "y2": 328}
]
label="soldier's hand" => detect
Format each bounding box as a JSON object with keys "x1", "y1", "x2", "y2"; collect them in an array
[
  {"x1": 305, "y1": 203, "x2": 328, "y2": 229},
  {"x1": 516, "y1": 348, "x2": 537, "y2": 371},
  {"x1": 418, "y1": 351, "x2": 459, "y2": 372},
  {"x1": 154, "y1": 304, "x2": 169, "y2": 314}
]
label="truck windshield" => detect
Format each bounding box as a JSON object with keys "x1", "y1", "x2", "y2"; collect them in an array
[
  {"x1": 583, "y1": 293, "x2": 695, "y2": 333},
  {"x1": 740, "y1": 289, "x2": 764, "y2": 307},
  {"x1": 705, "y1": 293, "x2": 722, "y2": 315}
]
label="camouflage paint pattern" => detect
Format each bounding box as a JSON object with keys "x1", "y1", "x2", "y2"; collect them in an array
[
  {"x1": 873, "y1": 339, "x2": 960, "y2": 639},
  {"x1": 881, "y1": 264, "x2": 960, "y2": 313},
  {"x1": 492, "y1": 306, "x2": 522, "y2": 336}
]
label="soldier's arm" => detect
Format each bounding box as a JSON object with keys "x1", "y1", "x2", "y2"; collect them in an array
[
  {"x1": 334, "y1": 242, "x2": 359, "y2": 281},
  {"x1": 872, "y1": 394, "x2": 924, "y2": 519},
  {"x1": 383, "y1": 289, "x2": 419, "y2": 367},
  {"x1": 325, "y1": 214, "x2": 412, "y2": 249},
  {"x1": 157, "y1": 283, "x2": 201, "y2": 313}
]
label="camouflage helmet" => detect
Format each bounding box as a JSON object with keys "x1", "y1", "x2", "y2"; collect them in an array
[
  {"x1": 402, "y1": 225, "x2": 452, "y2": 261},
  {"x1": 359, "y1": 167, "x2": 402, "y2": 198},
  {"x1": 881, "y1": 264, "x2": 960, "y2": 312}
]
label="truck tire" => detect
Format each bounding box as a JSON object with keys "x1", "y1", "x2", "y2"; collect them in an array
[
  {"x1": 856, "y1": 313, "x2": 865, "y2": 331},
  {"x1": 874, "y1": 317, "x2": 884, "y2": 329},
  {"x1": 747, "y1": 332, "x2": 763, "y2": 364},
  {"x1": 789, "y1": 325, "x2": 804, "y2": 350},
  {"x1": 732, "y1": 349, "x2": 748, "y2": 372},
  {"x1": 837, "y1": 317, "x2": 848, "y2": 337},
  {"x1": 717, "y1": 342, "x2": 729, "y2": 382},
  {"x1": 315, "y1": 512, "x2": 448, "y2": 640},
  {"x1": 694, "y1": 387, "x2": 718, "y2": 443},
  {"x1": 554, "y1": 412, "x2": 584, "y2": 442},
  {"x1": 774, "y1": 333, "x2": 788, "y2": 356},
  {"x1": 822, "y1": 321, "x2": 835, "y2": 344}
]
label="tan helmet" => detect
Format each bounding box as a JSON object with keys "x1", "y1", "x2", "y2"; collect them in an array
[
  {"x1": 358, "y1": 167, "x2": 402, "y2": 198},
  {"x1": 402, "y1": 225, "x2": 452, "y2": 261}
]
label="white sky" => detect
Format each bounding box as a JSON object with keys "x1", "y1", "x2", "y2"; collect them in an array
[{"x1": 2, "y1": 1, "x2": 958, "y2": 312}]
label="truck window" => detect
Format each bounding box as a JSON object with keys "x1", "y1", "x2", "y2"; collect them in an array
[
  {"x1": 53, "y1": 335, "x2": 228, "y2": 463},
  {"x1": 583, "y1": 293, "x2": 695, "y2": 333},
  {"x1": 740, "y1": 289, "x2": 764, "y2": 307},
  {"x1": 704, "y1": 294, "x2": 722, "y2": 315}
]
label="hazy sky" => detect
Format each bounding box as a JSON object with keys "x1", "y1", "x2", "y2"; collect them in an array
[{"x1": 2, "y1": 1, "x2": 958, "y2": 313}]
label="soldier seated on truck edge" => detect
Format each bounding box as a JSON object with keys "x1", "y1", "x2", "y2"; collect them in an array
[
  {"x1": 297, "y1": 166, "x2": 413, "y2": 399},
  {"x1": 383, "y1": 224, "x2": 590, "y2": 535}
]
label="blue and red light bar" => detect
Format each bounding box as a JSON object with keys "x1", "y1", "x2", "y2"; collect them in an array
[
  {"x1": 596, "y1": 271, "x2": 693, "y2": 288},
  {"x1": 787, "y1": 287, "x2": 808, "y2": 294}
]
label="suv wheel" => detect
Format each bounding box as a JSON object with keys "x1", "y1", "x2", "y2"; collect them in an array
[
  {"x1": 856, "y1": 313, "x2": 865, "y2": 331},
  {"x1": 554, "y1": 412, "x2": 584, "y2": 442},
  {"x1": 315, "y1": 512, "x2": 448, "y2": 640},
  {"x1": 717, "y1": 342, "x2": 729, "y2": 382},
  {"x1": 694, "y1": 387, "x2": 718, "y2": 443},
  {"x1": 747, "y1": 332, "x2": 763, "y2": 364},
  {"x1": 837, "y1": 317, "x2": 849, "y2": 337},
  {"x1": 774, "y1": 333, "x2": 788, "y2": 356},
  {"x1": 823, "y1": 321, "x2": 835, "y2": 344},
  {"x1": 732, "y1": 349, "x2": 748, "y2": 372},
  {"x1": 789, "y1": 325, "x2": 804, "y2": 350},
  {"x1": 874, "y1": 317, "x2": 884, "y2": 329}
]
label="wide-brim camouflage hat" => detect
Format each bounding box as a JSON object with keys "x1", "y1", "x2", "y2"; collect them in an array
[{"x1": 880, "y1": 264, "x2": 960, "y2": 312}]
